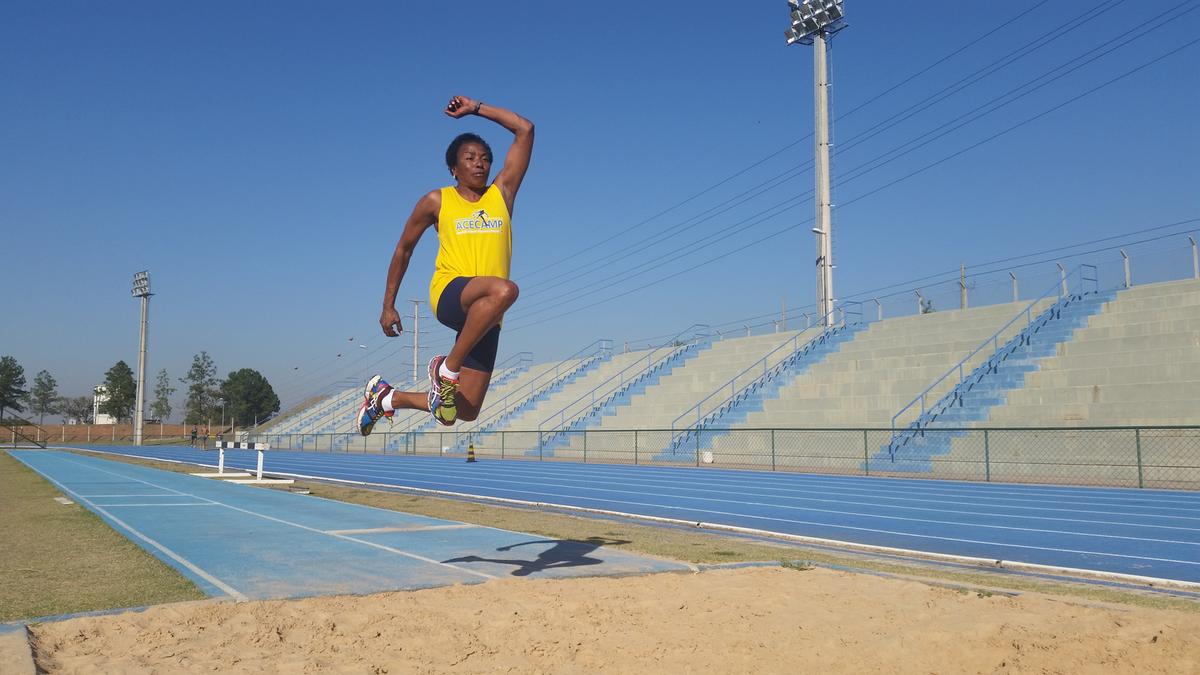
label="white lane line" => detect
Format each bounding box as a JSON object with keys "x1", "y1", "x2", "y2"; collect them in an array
[
  {"x1": 15, "y1": 454, "x2": 248, "y2": 601},
  {"x1": 325, "y1": 524, "x2": 479, "y2": 535},
  {"x1": 57, "y1": 450, "x2": 495, "y2": 581},
  {"x1": 103, "y1": 503, "x2": 217, "y2": 507},
  {"x1": 206, "y1": 458, "x2": 1200, "y2": 546},
  {"x1": 236, "y1": 465, "x2": 1200, "y2": 570},
  {"x1": 249, "y1": 456, "x2": 1200, "y2": 530},
  {"x1": 75, "y1": 494, "x2": 178, "y2": 498},
  {"x1": 261, "y1": 451, "x2": 1200, "y2": 503},
  {"x1": 245, "y1": 453, "x2": 1200, "y2": 517},
  {"x1": 111, "y1": 447, "x2": 1200, "y2": 510}
]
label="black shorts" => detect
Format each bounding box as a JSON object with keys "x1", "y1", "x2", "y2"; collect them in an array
[{"x1": 436, "y1": 276, "x2": 501, "y2": 372}]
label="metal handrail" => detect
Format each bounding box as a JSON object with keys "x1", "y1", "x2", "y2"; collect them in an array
[
  {"x1": 489, "y1": 352, "x2": 534, "y2": 387},
  {"x1": 454, "y1": 347, "x2": 614, "y2": 436},
  {"x1": 890, "y1": 264, "x2": 1098, "y2": 432},
  {"x1": 669, "y1": 304, "x2": 859, "y2": 445},
  {"x1": 538, "y1": 324, "x2": 712, "y2": 437},
  {"x1": 396, "y1": 339, "x2": 614, "y2": 435},
  {"x1": 280, "y1": 385, "x2": 360, "y2": 435}
]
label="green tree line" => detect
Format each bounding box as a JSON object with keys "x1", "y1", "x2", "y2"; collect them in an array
[{"x1": 0, "y1": 353, "x2": 279, "y2": 426}]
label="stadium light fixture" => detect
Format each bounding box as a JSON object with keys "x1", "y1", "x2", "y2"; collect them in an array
[
  {"x1": 130, "y1": 270, "x2": 151, "y2": 297},
  {"x1": 130, "y1": 270, "x2": 153, "y2": 446},
  {"x1": 785, "y1": 0, "x2": 846, "y2": 45},
  {"x1": 786, "y1": 0, "x2": 846, "y2": 327}
]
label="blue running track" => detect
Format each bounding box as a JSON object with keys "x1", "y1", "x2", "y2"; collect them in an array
[
  {"x1": 56, "y1": 445, "x2": 1200, "y2": 586},
  {"x1": 9, "y1": 450, "x2": 686, "y2": 600}
]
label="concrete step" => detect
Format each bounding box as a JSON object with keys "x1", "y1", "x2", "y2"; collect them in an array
[
  {"x1": 1024, "y1": 361, "x2": 1200, "y2": 388},
  {"x1": 1060, "y1": 332, "x2": 1200, "y2": 356}
]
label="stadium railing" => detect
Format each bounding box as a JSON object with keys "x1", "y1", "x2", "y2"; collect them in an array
[
  {"x1": 246, "y1": 425, "x2": 1200, "y2": 490},
  {"x1": 669, "y1": 303, "x2": 863, "y2": 452},
  {"x1": 535, "y1": 324, "x2": 712, "y2": 449}
]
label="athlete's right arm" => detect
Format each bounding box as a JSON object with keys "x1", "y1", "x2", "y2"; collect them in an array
[{"x1": 380, "y1": 190, "x2": 440, "y2": 337}]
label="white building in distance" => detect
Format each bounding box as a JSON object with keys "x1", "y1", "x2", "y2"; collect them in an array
[{"x1": 93, "y1": 386, "x2": 117, "y2": 425}]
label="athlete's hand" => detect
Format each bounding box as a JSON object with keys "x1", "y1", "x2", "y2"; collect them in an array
[
  {"x1": 380, "y1": 307, "x2": 403, "y2": 337},
  {"x1": 444, "y1": 95, "x2": 479, "y2": 119}
]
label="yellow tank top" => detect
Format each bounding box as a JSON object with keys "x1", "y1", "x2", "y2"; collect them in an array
[{"x1": 429, "y1": 185, "x2": 512, "y2": 313}]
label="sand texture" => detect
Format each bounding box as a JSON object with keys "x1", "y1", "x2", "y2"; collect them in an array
[{"x1": 28, "y1": 567, "x2": 1200, "y2": 674}]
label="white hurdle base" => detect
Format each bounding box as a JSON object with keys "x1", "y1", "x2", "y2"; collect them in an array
[{"x1": 191, "y1": 442, "x2": 293, "y2": 485}]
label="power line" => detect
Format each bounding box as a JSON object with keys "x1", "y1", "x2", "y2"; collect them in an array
[
  {"x1": 501, "y1": 14, "x2": 1195, "y2": 324},
  {"x1": 501, "y1": 35, "x2": 1200, "y2": 332},
  {"x1": 506, "y1": 1, "x2": 1176, "y2": 320},
  {"x1": 515, "y1": 1, "x2": 1064, "y2": 285}
]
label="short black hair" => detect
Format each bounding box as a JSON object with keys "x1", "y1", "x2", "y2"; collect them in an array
[{"x1": 445, "y1": 133, "x2": 492, "y2": 170}]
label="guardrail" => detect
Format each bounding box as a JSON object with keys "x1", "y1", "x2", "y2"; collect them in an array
[
  {"x1": 272, "y1": 384, "x2": 360, "y2": 435},
  {"x1": 489, "y1": 351, "x2": 534, "y2": 387},
  {"x1": 400, "y1": 339, "x2": 614, "y2": 436},
  {"x1": 669, "y1": 304, "x2": 862, "y2": 450},
  {"x1": 890, "y1": 264, "x2": 1098, "y2": 436},
  {"x1": 244, "y1": 425, "x2": 1200, "y2": 490},
  {"x1": 536, "y1": 324, "x2": 712, "y2": 444},
  {"x1": 449, "y1": 341, "x2": 615, "y2": 438}
]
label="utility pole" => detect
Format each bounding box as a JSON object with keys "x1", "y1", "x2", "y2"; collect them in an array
[
  {"x1": 960, "y1": 264, "x2": 968, "y2": 310},
  {"x1": 410, "y1": 299, "x2": 421, "y2": 385}
]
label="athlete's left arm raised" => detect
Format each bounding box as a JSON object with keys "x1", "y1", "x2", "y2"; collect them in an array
[{"x1": 445, "y1": 95, "x2": 534, "y2": 212}]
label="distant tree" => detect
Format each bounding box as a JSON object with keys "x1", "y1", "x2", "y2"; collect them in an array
[
  {"x1": 181, "y1": 352, "x2": 220, "y2": 425},
  {"x1": 0, "y1": 355, "x2": 28, "y2": 421},
  {"x1": 30, "y1": 370, "x2": 59, "y2": 424},
  {"x1": 920, "y1": 298, "x2": 936, "y2": 314},
  {"x1": 99, "y1": 361, "x2": 137, "y2": 422},
  {"x1": 220, "y1": 369, "x2": 280, "y2": 427},
  {"x1": 59, "y1": 396, "x2": 94, "y2": 424},
  {"x1": 150, "y1": 368, "x2": 175, "y2": 423}
]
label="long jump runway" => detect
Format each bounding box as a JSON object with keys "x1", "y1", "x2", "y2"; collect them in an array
[
  {"x1": 9, "y1": 450, "x2": 686, "y2": 601},
  {"x1": 59, "y1": 445, "x2": 1200, "y2": 587}
]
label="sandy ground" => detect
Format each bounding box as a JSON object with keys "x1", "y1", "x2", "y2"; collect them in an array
[{"x1": 22, "y1": 567, "x2": 1200, "y2": 674}]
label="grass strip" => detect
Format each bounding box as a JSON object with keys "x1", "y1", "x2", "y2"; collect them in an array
[{"x1": 0, "y1": 451, "x2": 205, "y2": 622}]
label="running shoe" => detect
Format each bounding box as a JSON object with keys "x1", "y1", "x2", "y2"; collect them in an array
[
  {"x1": 357, "y1": 375, "x2": 394, "y2": 436},
  {"x1": 428, "y1": 355, "x2": 458, "y2": 426}
]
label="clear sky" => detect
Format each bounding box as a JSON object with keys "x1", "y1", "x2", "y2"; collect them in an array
[{"x1": 3, "y1": 1, "x2": 1198, "y2": 416}]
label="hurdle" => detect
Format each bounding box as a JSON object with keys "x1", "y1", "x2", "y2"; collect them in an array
[{"x1": 190, "y1": 441, "x2": 294, "y2": 485}]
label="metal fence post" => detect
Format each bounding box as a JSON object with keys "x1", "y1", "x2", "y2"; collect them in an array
[
  {"x1": 771, "y1": 430, "x2": 776, "y2": 471},
  {"x1": 695, "y1": 430, "x2": 701, "y2": 467},
  {"x1": 440, "y1": 432, "x2": 444, "y2": 457},
  {"x1": 862, "y1": 429, "x2": 869, "y2": 476},
  {"x1": 538, "y1": 432, "x2": 544, "y2": 461},
  {"x1": 634, "y1": 429, "x2": 639, "y2": 465},
  {"x1": 984, "y1": 429, "x2": 990, "y2": 482},
  {"x1": 1135, "y1": 428, "x2": 1143, "y2": 488},
  {"x1": 501, "y1": 432, "x2": 506, "y2": 459}
]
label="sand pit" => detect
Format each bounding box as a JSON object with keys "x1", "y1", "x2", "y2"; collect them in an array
[{"x1": 26, "y1": 567, "x2": 1200, "y2": 674}]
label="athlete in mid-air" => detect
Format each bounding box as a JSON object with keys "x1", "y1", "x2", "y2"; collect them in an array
[{"x1": 358, "y1": 95, "x2": 533, "y2": 435}]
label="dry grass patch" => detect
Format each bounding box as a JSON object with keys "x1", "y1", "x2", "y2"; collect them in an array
[{"x1": 0, "y1": 451, "x2": 204, "y2": 622}]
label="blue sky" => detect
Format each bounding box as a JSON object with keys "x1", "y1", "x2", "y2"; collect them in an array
[{"x1": 3, "y1": 1, "x2": 1198, "y2": 416}]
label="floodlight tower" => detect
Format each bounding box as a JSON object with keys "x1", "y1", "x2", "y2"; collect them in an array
[
  {"x1": 130, "y1": 271, "x2": 153, "y2": 446},
  {"x1": 786, "y1": 0, "x2": 846, "y2": 327}
]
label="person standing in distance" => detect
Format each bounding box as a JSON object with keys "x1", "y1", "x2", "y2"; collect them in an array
[{"x1": 358, "y1": 95, "x2": 533, "y2": 434}]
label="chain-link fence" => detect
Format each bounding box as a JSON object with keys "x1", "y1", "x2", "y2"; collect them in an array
[{"x1": 243, "y1": 426, "x2": 1200, "y2": 490}]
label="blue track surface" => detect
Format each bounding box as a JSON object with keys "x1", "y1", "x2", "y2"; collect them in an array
[
  {"x1": 9, "y1": 450, "x2": 686, "y2": 600},
  {"x1": 57, "y1": 445, "x2": 1200, "y2": 585}
]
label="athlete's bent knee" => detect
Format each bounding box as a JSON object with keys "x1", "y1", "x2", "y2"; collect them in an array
[{"x1": 494, "y1": 280, "x2": 519, "y2": 308}]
